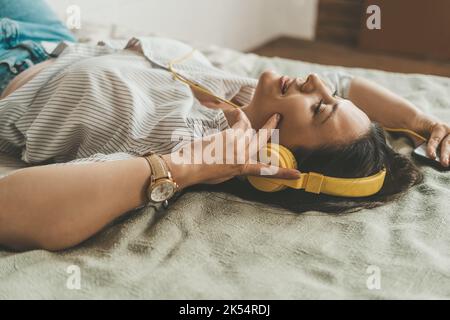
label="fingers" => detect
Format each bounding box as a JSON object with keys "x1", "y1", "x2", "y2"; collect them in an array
[
  {"x1": 261, "y1": 113, "x2": 281, "y2": 131},
  {"x1": 441, "y1": 135, "x2": 450, "y2": 167},
  {"x1": 426, "y1": 124, "x2": 446, "y2": 159},
  {"x1": 231, "y1": 109, "x2": 252, "y2": 130},
  {"x1": 426, "y1": 123, "x2": 450, "y2": 167},
  {"x1": 242, "y1": 162, "x2": 301, "y2": 180},
  {"x1": 249, "y1": 113, "x2": 281, "y2": 153}
]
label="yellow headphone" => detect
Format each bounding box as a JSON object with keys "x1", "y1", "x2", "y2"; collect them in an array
[
  {"x1": 247, "y1": 143, "x2": 387, "y2": 197},
  {"x1": 166, "y1": 49, "x2": 428, "y2": 197}
]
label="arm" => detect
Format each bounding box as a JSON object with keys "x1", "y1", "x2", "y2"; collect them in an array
[
  {"x1": 0, "y1": 158, "x2": 152, "y2": 251},
  {"x1": 0, "y1": 155, "x2": 214, "y2": 251},
  {"x1": 348, "y1": 77, "x2": 428, "y2": 140},
  {"x1": 0, "y1": 111, "x2": 299, "y2": 251},
  {"x1": 348, "y1": 77, "x2": 450, "y2": 166}
]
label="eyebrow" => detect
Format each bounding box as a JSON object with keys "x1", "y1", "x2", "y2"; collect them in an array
[{"x1": 321, "y1": 102, "x2": 339, "y2": 124}]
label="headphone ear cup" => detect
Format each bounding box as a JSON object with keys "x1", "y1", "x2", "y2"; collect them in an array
[
  {"x1": 280, "y1": 144, "x2": 298, "y2": 170},
  {"x1": 247, "y1": 143, "x2": 297, "y2": 192}
]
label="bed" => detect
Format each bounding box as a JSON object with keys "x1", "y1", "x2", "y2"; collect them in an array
[{"x1": 1, "y1": 38, "x2": 449, "y2": 299}]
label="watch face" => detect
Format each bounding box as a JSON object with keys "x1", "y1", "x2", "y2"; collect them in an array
[{"x1": 151, "y1": 180, "x2": 175, "y2": 202}]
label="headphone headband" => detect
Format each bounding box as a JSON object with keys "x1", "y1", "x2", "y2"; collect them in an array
[
  {"x1": 248, "y1": 169, "x2": 386, "y2": 197},
  {"x1": 247, "y1": 143, "x2": 387, "y2": 197}
]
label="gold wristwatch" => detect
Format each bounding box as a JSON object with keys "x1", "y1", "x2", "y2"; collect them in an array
[{"x1": 143, "y1": 153, "x2": 178, "y2": 204}]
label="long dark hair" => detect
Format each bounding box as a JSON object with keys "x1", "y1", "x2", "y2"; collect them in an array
[{"x1": 186, "y1": 123, "x2": 423, "y2": 214}]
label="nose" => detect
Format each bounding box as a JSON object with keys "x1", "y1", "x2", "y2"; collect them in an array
[
  {"x1": 300, "y1": 73, "x2": 330, "y2": 95},
  {"x1": 299, "y1": 74, "x2": 316, "y2": 92}
]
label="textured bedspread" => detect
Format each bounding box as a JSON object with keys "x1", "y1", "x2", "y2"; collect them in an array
[{"x1": 1, "y1": 44, "x2": 449, "y2": 299}]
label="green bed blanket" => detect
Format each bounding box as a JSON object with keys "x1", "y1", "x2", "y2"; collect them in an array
[{"x1": 0, "y1": 45, "x2": 449, "y2": 299}]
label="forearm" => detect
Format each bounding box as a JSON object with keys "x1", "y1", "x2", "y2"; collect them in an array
[
  {"x1": 0, "y1": 110, "x2": 300, "y2": 251},
  {"x1": 348, "y1": 77, "x2": 432, "y2": 132},
  {"x1": 0, "y1": 158, "x2": 151, "y2": 250}
]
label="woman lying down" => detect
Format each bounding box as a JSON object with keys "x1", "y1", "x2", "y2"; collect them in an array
[{"x1": 0, "y1": 36, "x2": 449, "y2": 251}]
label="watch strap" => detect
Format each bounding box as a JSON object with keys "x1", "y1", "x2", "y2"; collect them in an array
[{"x1": 144, "y1": 153, "x2": 170, "y2": 180}]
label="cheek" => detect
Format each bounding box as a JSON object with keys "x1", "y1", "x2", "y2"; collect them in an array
[
  {"x1": 276, "y1": 97, "x2": 324, "y2": 148},
  {"x1": 277, "y1": 106, "x2": 312, "y2": 147},
  {"x1": 278, "y1": 118, "x2": 323, "y2": 149},
  {"x1": 277, "y1": 98, "x2": 311, "y2": 126}
]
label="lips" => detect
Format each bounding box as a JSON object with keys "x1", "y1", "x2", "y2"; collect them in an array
[{"x1": 279, "y1": 76, "x2": 308, "y2": 94}]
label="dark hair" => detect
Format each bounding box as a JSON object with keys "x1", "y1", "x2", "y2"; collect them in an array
[{"x1": 187, "y1": 123, "x2": 423, "y2": 214}]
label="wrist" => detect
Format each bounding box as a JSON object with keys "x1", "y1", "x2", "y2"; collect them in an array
[
  {"x1": 412, "y1": 113, "x2": 437, "y2": 137},
  {"x1": 161, "y1": 154, "x2": 200, "y2": 189}
]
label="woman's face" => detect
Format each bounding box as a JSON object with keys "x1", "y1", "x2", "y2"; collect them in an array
[{"x1": 247, "y1": 71, "x2": 371, "y2": 150}]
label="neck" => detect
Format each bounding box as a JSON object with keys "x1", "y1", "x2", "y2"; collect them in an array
[
  {"x1": 240, "y1": 104, "x2": 256, "y2": 128},
  {"x1": 241, "y1": 102, "x2": 269, "y2": 130}
]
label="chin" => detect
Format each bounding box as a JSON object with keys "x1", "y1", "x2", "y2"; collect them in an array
[{"x1": 255, "y1": 74, "x2": 277, "y2": 100}]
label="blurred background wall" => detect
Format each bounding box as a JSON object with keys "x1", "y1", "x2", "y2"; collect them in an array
[
  {"x1": 46, "y1": 0, "x2": 318, "y2": 50},
  {"x1": 45, "y1": 0, "x2": 450, "y2": 76}
]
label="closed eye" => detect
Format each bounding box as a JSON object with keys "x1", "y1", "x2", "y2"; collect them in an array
[
  {"x1": 313, "y1": 89, "x2": 339, "y2": 116},
  {"x1": 314, "y1": 99, "x2": 324, "y2": 115}
]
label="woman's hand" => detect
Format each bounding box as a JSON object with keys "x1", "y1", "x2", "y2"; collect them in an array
[
  {"x1": 426, "y1": 121, "x2": 450, "y2": 167},
  {"x1": 415, "y1": 116, "x2": 450, "y2": 167},
  {"x1": 162, "y1": 109, "x2": 301, "y2": 189}
]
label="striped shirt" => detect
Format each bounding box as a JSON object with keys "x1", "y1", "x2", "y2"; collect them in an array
[{"x1": 0, "y1": 36, "x2": 352, "y2": 166}]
